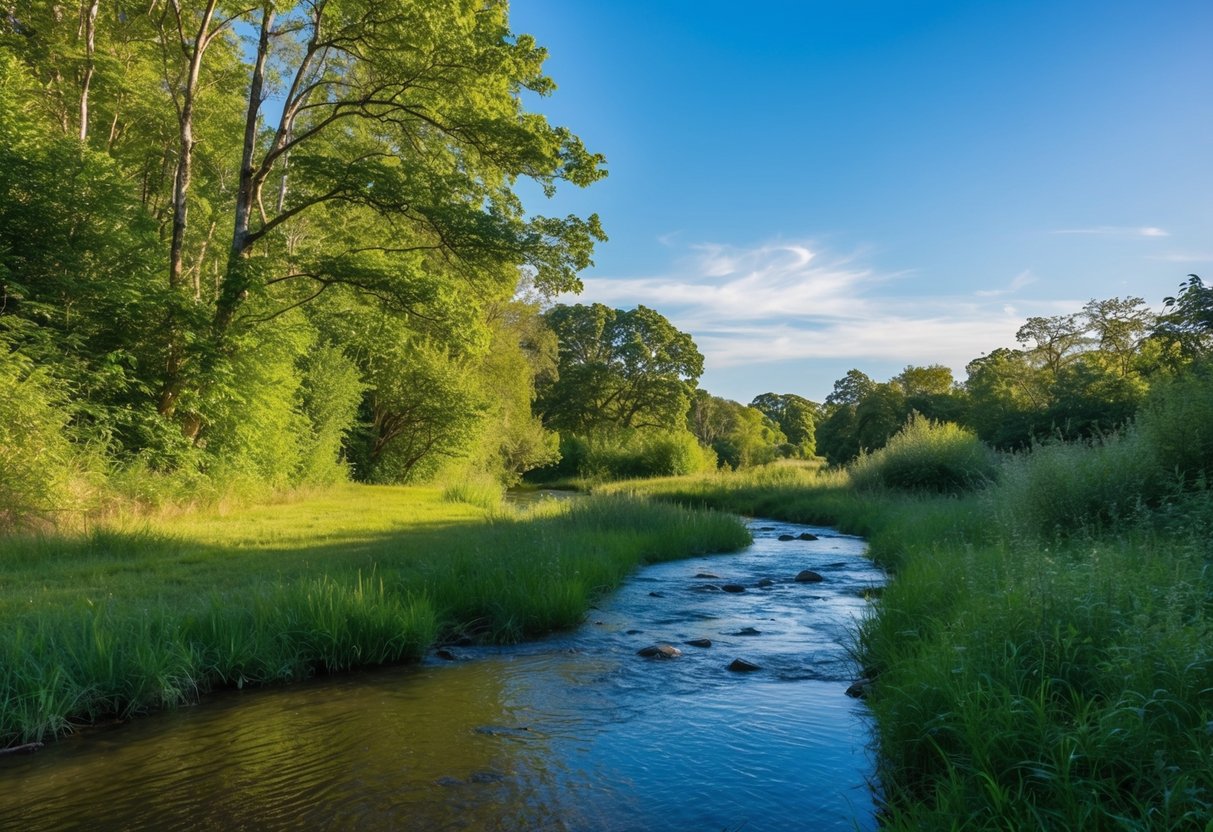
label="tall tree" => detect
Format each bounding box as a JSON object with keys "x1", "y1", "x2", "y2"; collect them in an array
[{"x1": 537, "y1": 303, "x2": 703, "y2": 433}]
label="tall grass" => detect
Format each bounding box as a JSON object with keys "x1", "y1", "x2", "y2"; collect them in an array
[{"x1": 0, "y1": 485, "x2": 748, "y2": 746}]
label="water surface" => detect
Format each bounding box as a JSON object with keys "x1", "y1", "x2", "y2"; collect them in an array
[{"x1": 0, "y1": 519, "x2": 882, "y2": 831}]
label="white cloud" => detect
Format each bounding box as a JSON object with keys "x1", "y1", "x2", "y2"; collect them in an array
[
  {"x1": 975, "y1": 269, "x2": 1037, "y2": 297},
  {"x1": 1051, "y1": 226, "x2": 1170, "y2": 237},
  {"x1": 564, "y1": 239, "x2": 1080, "y2": 381}
]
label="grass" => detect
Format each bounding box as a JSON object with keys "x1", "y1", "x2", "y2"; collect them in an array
[
  {"x1": 618, "y1": 464, "x2": 1213, "y2": 831},
  {"x1": 0, "y1": 483, "x2": 749, "y2": 746}
]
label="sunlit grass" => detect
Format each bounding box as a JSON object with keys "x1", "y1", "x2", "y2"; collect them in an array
[{"x1": 0, "y1": 484, "x2": 748, "y2": 746}]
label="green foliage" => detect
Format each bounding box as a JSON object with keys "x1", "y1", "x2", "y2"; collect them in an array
[
  {"x1": 0, "y1": 342, "x2": 86, "y2": 529},
  {"x1": 465, "y1": 298, "x2": 562, "y2": 485},
  {"x1": 748, "y1": 392, "x2": 817, "y2": 457},
  {"x1": 296, "y1": 344, "x2": 365, "y2": 486},
  {"x1": 992, "y1": 433, "x2": 1159, "y2": 538},
  {"x1": 352, "y1": 340, "x2": 489, "y2": 484},
  {"x1": 196, "y1": 320, "x2": 312, "y2": 492},
  {"x1": 542, "y1": 429, "x2": 716, "y2": 481},
  {"x1": 538, "y1": 303, "x2": 703, "y2": 433},
  {"x1": 689, "y1": 390, "x2": 788, "y2": 468},
  {"x1": 849, "y1": 414, "x2": 996, "y2": 493},
  {"x1": 1153, "y1": 274, "x2": 1213, "y2": 363},
  {"x1": 1135, "y1": 360, "x2": 1213, "y2": 488}
]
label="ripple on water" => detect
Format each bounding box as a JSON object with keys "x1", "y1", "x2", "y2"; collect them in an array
[{"x1": 0, "y1": 518, "x2": 882, "y2": 832}]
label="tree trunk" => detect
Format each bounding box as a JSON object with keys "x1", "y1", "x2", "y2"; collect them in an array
[
  {"x1": 158, "y1": 0, "x2": 219, "y2": 421},
  {"x1": 214, "y1": 2, "x2": 273, "y2": 336},
  {"x1": 78, "y1": 0, "x2": 99, "y2": 143}
]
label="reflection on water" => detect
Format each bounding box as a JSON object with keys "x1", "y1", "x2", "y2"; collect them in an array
[{"x1": 0, "y1": 519, "x2": 883, "y2": 831}]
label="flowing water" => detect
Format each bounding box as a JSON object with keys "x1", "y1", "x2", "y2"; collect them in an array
[{"x1": 0, "y1": 518, "x2": 883, "y2": 831}]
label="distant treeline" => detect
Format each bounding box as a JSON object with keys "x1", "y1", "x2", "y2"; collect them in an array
[{"x1": 813, "y1": 279, "x2": 1212, "y2": 465}]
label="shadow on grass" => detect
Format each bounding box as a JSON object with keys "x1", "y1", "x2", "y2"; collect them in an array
[{"x1": 0, "y1": 492, "x2": 750, "y2": 748}]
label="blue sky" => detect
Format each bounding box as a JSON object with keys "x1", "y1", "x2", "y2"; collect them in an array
[{"x1": 509, "y1": 0, "x2": 1213, "y2": 404}]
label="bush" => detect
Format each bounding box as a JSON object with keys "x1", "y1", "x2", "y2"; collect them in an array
[
  {"x1": 0, "y1": 345, "x2": 86, "y2": 529},
  {"x1": 1135, "y1": 362, "x2": 1213, "y2": 489},
  {"x1": 990, "y1": 432, "x2": 1160, "y2": 538},
  {"x1": 296, "y1": 344, "x2": 364, "y2": 486},
  {"x1": 535, "y1": 429, "x2": 716, "y2": 481},
  {"x1": 849, "y1": 414, "x2": 996, "y2": 493}
]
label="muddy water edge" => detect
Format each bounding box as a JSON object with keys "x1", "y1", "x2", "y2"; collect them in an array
[{"x1": 0, "y1": 518, "x2": 883, "y2": 831}]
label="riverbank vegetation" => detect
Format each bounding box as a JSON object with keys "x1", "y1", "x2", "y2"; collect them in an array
[
  {"x1": 0, "y1": 485, "x2": 748, "y2": 747},
  {"x1": 611, "y1": 366, "x2": 1213, "y2": 830}
]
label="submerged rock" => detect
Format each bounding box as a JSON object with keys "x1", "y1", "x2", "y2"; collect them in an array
[
  {"x1": 795, "y1": 569, "x2": 824, "y2": 583},
  {"x1": 798, "y1": 532, "x2": 819, "y2": 541},
  {"x1": 727, "y1": 658, "x2": 761, "y2": 672},
  {"x1": 695, "y1": 572, "x2": 720, "y2": 579},
  {"x1": 777, "y1": 534, "x2": 796, "y2": 541},
  {"x1": 649, "y1": 591, "x2": 666, "y2": 598},
  {"x1": 721, "y1": 583, "x2": 746, "y2": 593},
  {"x1": 756, "y1": 578, "x2": 775, "y2": 588},
  {"x1": 691, "y1": 583, "x2": 721, "y2": 592},
  {"x1": 685, "y1": 638, "x2": 713, "y2": 648},
  {"x1": 733, "y1": 626, "x2": 761, "y2": 636},
  {"x1": 469, "y1": 770, "x2": 506, "y2": 784},
  {"x1": 435, "y1": 648, "x2": 458, "y2": 661},
  {"x1": 637, "y1": 644, "x2": 682, "y2": 659},
  {"x1": 845, "y1": 679, "x2": 872, "y2": 698}
]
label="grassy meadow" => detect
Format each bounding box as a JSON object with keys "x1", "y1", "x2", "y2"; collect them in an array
[
  {"x1": 0, "y1": 484, "x2": 749, "y2": 747},
  {"x1": 609, "y1": 451, "x2": 1213, "y2": 830}
]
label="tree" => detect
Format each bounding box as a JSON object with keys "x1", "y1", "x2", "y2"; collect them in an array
[
  {"x1": 1154, "y1": 275, "x2": 1213, "y2": 364},
  {"x1": 817, "y1": 369, "x2": 876, "y2": 465},
  {"x1": 854, "y1": 382, "x2": 907, "y2": 453},
  {"x1": 749, "y1": 392, "x2": 818, "y2": 457},
  {"x1": 537, "y1": 303, "x2": 703, "y2": 433},
  {"x1": 824, "y1": 368, "x2": 875, "y2": 408},
  {"x1": 1016, "y1": 314, "x2": 1091, "y2": 378},
  {"x1": 689, "y1": 391, "x2": 785, "y2": 468},
  {"x1": 964, "y1": 348, "x2": 1045, "y2": 448},
  {"x1": 1082, "y1": 296, "x2": 1154, "y2": 378}
]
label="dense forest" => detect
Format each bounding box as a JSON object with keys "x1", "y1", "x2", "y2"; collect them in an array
[{"x1": 2, "y1": 2, "x2": 1211, "y2": 533}]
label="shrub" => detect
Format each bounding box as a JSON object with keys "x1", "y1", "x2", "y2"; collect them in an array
[
  {"x1": 296, "y1": 344, "x2": 364, "y2": 486},
  {"x1": 1135, "y1": 361, "x2": 1213, "y2": 489},
  {"x1": 0, "y1": 345, "x2": 84, "y2": 529},
  {"x1": 849, "y1": 414, "x2": 996, "y2": 493},
  {"x1": 990, "y1": 432, "x2": 1160, "y2": 538}
]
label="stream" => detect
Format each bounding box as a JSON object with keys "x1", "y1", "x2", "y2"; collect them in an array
[{"x1": 0, "y1": 517, "x2": 883, "y2": 831}]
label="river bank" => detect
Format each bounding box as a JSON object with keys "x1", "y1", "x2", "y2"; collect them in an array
[
  {"x1": 612, "y1": 466, "x2": 1213, "y2": 829},
  {"x1": 0, "y1": 484, "x2": 749, "y2": 748},
  {"x1": 0, "y1": 516, "x2": 881, "y2": 831}
]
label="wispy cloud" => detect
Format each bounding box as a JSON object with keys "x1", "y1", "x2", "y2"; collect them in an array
[
  {"x1": 974, "y1": 269, "x2": 1037, "y2": 297},
  {"x1": 1051, "y1": 226, "x2": 1170, "y2": 237},
  {"x1": 565, "y1": 240, "x2": 1076, "y2": 379}
]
